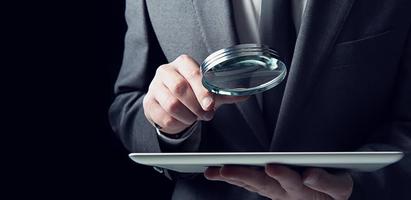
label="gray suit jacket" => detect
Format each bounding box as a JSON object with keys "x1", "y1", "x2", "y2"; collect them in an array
[{"x1": 109, "y1": 0, "x2": 411, "y2": 199}]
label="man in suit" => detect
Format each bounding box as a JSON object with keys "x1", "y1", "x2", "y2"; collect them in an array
[{"x1": 109, "y1": 0, "x2": 411, "y2": 199}]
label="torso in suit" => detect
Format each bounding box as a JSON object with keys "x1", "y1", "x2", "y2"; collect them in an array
[{"x1": 109, "y1": 0, "x2": 411, "y2": 199}]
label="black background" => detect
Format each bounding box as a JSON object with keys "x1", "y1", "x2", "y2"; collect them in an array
[
  {"x1": 3, "y1": 0, "x2": 174, "y2": 199},
  {"x1": 3, "y1": 0, "x2": 411, "y2": 199}
]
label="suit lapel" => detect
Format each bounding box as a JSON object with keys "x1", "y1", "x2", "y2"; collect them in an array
[
  {"x1": 270, "y1": 0, "x2": 356, "y2": 150},
  {"x1": 192, "y1": 0, "x2": 269, "y2": 148},
  {"x1": 146, "y1": 0, "x2": 208, "y2": 62},
  {"x1": 191, "y1": 0, "x2": 237, "y2": 53}
]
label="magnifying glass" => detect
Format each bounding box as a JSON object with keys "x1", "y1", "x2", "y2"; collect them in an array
[{"x1": 201, "y1": 44, "x2": 287, "y2": 96}]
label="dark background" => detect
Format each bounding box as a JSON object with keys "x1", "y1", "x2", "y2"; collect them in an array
[{"x1": 3, "y1": 0, "x2": 174, "y2": 199}]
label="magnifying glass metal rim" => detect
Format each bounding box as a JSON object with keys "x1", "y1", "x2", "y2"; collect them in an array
[{"x1": 201, "y1": 44, "x2": 287, "y2": 96}]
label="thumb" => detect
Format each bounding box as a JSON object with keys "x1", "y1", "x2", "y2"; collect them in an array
[{"x1": 303, "y1": 168, "x2": 353, "y2": 200}]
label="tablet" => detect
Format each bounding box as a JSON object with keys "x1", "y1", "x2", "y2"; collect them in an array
[{"x1": 129, "y1": 151, "x2": 403, "y2": 173}]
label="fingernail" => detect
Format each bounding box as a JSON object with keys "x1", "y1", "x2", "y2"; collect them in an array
[
  {"x1": 303, "y1": 173, "x2": 318, "y2": 186},
  {"x1": 201, "y1": 96, "x2": 213, "y2": 110}
]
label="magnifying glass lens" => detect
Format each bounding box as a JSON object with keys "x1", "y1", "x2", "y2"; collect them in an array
[{"x1": 201, "y1": 44, "x2": 287, "y2": 96}]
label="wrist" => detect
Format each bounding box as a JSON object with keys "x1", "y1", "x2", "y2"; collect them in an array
[{"x1": 155, "y1": 121, "x2": 200, "y2": 145}]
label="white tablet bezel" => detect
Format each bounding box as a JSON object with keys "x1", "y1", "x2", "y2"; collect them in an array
[{"x1": 129, "y1": 151, "x2": 403, "y2": 173}]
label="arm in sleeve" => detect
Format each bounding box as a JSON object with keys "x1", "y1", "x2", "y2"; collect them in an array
[
  {"x1": 349, "y1": 26, "x2": 411, "y2": 200},
  {"x1": 108, "y1": 0, "x2": 201, "y2": 154}
]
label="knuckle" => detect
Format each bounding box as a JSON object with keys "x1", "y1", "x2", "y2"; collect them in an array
[
  {"x1": 162, "y1": 116, "x2": 177, "y2": 128},
  {"x1": 164, "y1": 98, "x2": 181, "y2": 113},
  {"x1": 171, "y1": 79, "x2": 188, "y2": 96},
  {"x1": 156, "y1": 64, "x2": 168, "y2": 74},
  {"x1": 178, "y1": 54, "x2": 190, "y2": 61},
  {"x1": 187, "y1": 68, "x2": 201, "y2": 80}
]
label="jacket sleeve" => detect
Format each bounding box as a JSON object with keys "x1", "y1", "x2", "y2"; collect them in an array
[
  {"x1": 349, "y1": 26, "x2": 411, "y2": 200},
  {"x1": 108, "y1": 0, "x2": 201, "y2": 154}
]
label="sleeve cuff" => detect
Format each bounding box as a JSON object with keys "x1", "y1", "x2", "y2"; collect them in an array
[{"x1": 156, "y1": 121, "x2": 201, "y2": 145}]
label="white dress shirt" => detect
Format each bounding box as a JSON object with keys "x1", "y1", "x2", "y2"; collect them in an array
[{"x1": 233, "y1": 0, "x2": 308, "y2": 43}]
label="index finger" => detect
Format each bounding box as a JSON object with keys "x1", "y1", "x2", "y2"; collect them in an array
[{"x1": 173, "y1": 55, "x2": 215, "y2": 111}]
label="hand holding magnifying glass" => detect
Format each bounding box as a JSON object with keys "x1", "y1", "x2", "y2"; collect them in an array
[{"x1": 143, "y1": 44, "x2": 285, "y2": 134}]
